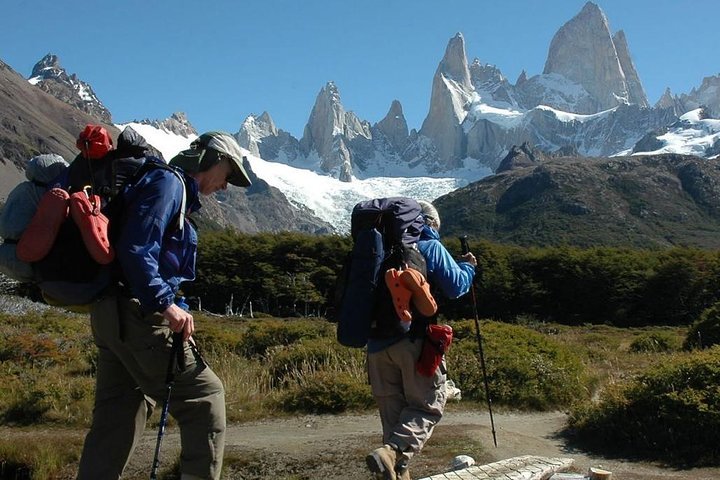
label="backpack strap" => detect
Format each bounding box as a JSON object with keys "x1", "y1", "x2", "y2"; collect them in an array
[
  {"x1": 169, "y1": 168, "x2": 186, "y2": 231},
  {"x1": 129, "y1": 159, "x2": 187, "y2": 231}
]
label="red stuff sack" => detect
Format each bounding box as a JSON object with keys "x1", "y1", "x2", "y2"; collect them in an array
[
  {"x1": 416, "y1": 324, "x2": 453, "y2": 377},
  {"x1": 76, "y1": 125, "x2": 113, "y2": 159}
]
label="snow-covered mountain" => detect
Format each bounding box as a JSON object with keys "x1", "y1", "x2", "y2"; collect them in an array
[
  {"x1": 120, "y1": 121, "x2": 465, "y2": 232},
  {"x1": 237, "y1": 1, "x2": 719, "y2": 178},
  {"x1": 631, "y1": 108, "x2": 720, "y2": 159}
]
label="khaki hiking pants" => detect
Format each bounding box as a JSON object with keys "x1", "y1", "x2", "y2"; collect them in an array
[
  {"x1": 77, "y1": 294, "x2": 226, "y2": 480},
  {"x1": 367, "y1": 337, "x2": 447, "y2": 460}
]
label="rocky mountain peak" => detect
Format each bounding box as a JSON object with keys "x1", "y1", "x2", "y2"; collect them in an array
[
  {"x1": 140, "y1": 112, "x2": 197, "y2": 137},
  {"x1": 612, "y1": 30, "x2": 648, "y2": 107},
  {"x1": 469, "y1": 59, "x2": 519, "y2": 108},
  {"x1": 419, "y1": 33, "x2": 474, "y2": 169},
  {"x1": 257, "y1": 111, "x2": 277, "y2": 133},
  {"x1": 543, "y1": 1, "x2": 634, "y2": 112},
  {"x1": 438, "y1": 33, "x2": 472, "y2": 89},
  {"x1": 300, "y1": 81, "x2": 370, "y2": 180},
  {"x1": 237, "y1": 111, "x2": 280, "y2": 157},
  {"x1": 516, "y1": 70, "x2": 528, "y2": 86},
  {"x1": 375, "y1": 99, "x2": 409, "y2": 151},
  {"x1": 682, "y1": 74, "x2": 720, "y2": 117},
  {"x1": 30, "y1": 53, "x2": 61, "y2": 78},
  {"x1": 496, "y1": 142, "x2": 549, "y2": 173},
  {"x1": 28, "y1": 53, "x2": 112, "y2": 123}
]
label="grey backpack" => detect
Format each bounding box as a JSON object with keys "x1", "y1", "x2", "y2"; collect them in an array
[{"x1": 0, "y1": 154, "x2": 68, "y2": 282}]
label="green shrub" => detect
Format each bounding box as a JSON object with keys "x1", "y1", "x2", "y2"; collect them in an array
[
  {"x1": 236, "y1": 318, "x2": 334, "y2": 357},
  {"x1": 447, "y1": 320, "x2": 589, "y2": 409},
  {"x1": 278, "y1": 369, "x2": 374, "y2": 414},
  {"x1": 685, "y1": 302, "x2": 720, "y2": 350},
  {"x1": 568, "y1": 346, "x2": 720, "y2": 466},
  {"x1": 629, "y1": 331, "x2": 680, "y2": 353},
  {"x1": 266, "y1": 336, "x2": 363, "y2": 383}
]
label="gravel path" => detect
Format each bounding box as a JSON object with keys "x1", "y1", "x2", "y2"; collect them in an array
[{"x1": 119, "y1": 408, "x2": 720, "y2": 479}]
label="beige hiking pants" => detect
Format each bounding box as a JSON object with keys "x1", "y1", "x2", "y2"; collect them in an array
[
  {"x1": 367, "y1": 337, "x2": 447, "y2": 460},
  {"x1": 77, "y1": 294, "x2": 226, "y2": 480}
]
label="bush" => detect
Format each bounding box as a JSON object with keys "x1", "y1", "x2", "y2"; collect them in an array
[
  {"x1": 629, "y1": 331, "x2": 680, "y2": 353},
  {"x1": 685, "y1": 302, "x2": 720, "y2": 350},
  {"x1": 236, "y1": 318, "x2": 335, "y2": 357},
  {"x1": 266, "y1": 336, "x2": 362, "y2": 383},
  {"x1": 447, "y1": 320, "x2": 589, "y2": 409},
  {"x1": 568, "y1": 346, "x2": 720, "y2": 466},
  {"x1": 278, "y1": 370, "x2": 374, "y2": 414}
]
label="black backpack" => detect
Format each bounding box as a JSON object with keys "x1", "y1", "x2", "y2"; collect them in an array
[{"x1": 336, "y1": 197, "x2": 429, "y2": 348}]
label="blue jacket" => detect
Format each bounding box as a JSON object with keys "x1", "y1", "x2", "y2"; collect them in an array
[
  {"x1": 367, "y1": 224, "x2": 476, "y2": 353},
  {"x1": 115, "y1": 163, "x2": 200, "y2": 313},
  {"x1": 417, "y1": 225, "x2": 475, "y2": 299}
]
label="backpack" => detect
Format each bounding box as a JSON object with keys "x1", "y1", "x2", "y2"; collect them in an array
[
  {"x1": 0, "y1": 125, "x2": 185, "y2": 307},
  {"x1": 336, "y1": 197, "x2": 430, "y2": 348},
  {"x1": 0, "y1": 154, "x2": 69, "y2": 283}
]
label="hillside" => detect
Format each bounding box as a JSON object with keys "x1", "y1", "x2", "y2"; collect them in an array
[
  {"x1": 437, "y1": 153, "x2": 720, "y2": 248},
  {"x1": 0, "y1": 59, "x2": 117, "y2": 200}
]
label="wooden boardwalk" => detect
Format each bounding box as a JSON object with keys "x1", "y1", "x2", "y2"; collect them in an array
[{"x1": 417, "y1": 455, "x2": 575, "y2": 480}]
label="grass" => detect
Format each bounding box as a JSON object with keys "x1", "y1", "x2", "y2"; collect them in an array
[
  {"x1": 0, "y1": 428, "x2": 84, "y2": 479},
  {"x1": 0, "y1": 297, "x2": 706, "y2": 477}
]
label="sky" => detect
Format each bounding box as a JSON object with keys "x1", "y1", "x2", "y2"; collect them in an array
[{"x1": 2, "y1": 0, "x2": 719, "y2": 138}]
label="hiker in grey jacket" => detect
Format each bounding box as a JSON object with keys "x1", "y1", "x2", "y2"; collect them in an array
[
  {"x1": 77, "y1": 132, "x2": 251, "y2": 480},
  {"x1": 366, "y1": 200, "x2": 477, "y2": 480}
]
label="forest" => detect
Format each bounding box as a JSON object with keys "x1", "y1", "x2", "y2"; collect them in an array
[{"x1": 186, "y1": 230, "x2": 720, "y2": 328}]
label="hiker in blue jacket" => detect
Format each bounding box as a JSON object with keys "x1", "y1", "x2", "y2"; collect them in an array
[
  {"x1": 366, "y1": 200, "x2": 477, "y2": 480},
  {"x1": 77, "y1": 132, "x2": 251, "y2": 480}
]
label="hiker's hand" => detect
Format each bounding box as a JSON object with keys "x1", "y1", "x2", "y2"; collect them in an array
[
  {"x1": 163, "y1": 303, "x2": 195, "y2": 341},
  {"x1": 461, "y1": 252, "x2": 477, "y2": 267}
]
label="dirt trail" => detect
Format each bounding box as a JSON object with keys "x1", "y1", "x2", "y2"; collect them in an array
[{"x1": 120, "y1": 409, "x2": 720, "y2": 479}]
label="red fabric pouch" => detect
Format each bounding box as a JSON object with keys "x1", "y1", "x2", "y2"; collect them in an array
[{"x1": 416, "y1": 324, "x2": 453, "y2": 377}]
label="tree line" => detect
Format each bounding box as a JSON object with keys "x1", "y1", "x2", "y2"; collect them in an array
[{"x1": 184, "y1": 230, "x2": 720, "y2": 326}]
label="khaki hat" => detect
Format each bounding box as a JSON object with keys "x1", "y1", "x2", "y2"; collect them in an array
[{"x1": 170, "y1": 131, "x2": 252, "y2": 187}]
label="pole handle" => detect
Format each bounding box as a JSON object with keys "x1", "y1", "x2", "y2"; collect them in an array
[{"x1": 459, "y1": 235, "x2": 470, "y2": 255}]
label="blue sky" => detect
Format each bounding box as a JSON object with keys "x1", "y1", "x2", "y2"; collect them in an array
[{"x1": 2, "y1": 0, "x2": 718, "y2": 138}]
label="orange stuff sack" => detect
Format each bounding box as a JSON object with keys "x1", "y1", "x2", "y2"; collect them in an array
[{"x1": 69, "y1": 191, "x2": 115, "y2": 264}]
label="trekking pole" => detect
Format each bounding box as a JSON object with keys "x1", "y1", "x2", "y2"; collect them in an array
[
  {"x1": 460, "y1": 236, "x2": 498, "y2": 448},
  {"x1": 150, "y1": 331, "x2": 183, "y2": 479}
]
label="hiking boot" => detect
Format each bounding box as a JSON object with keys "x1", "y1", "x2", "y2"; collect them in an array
[
  {"x1": 366, "y1": 444, "x2": 398, "y2": 480},
  {"x1": 399, "y1": 268, "x2": 437, "y2": 317},
  {"x1": 16, "y1": 187, "x2": 69, "y2": 262},
  {"x1": 385, "y1": 268, "x2": 412, "y2": 328},
  {"x1": 69, "y1": 190, "x2": 115, "y2": 264},
  {"x1": 396, "y1": 465, "x2": 411, "y2": 480}
]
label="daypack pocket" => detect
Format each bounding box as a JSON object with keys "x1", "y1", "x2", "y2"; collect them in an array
[{"x1": 416, "y1": 324, "x2": 453, "y2": 377}]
